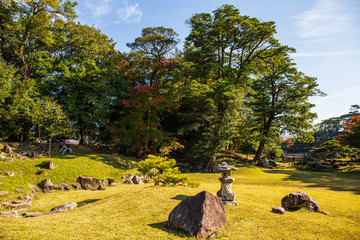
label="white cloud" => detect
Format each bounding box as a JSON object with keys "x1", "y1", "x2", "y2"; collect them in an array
[
  {"x1": 85, "y1": 0, "x2": 112, "y2": 18},
  {"x1": 117, "y1": 2, "x2": 143, "y2": 24},
  {"x1": 295, "y1": 0, "x2": 354, "y2": 39}
]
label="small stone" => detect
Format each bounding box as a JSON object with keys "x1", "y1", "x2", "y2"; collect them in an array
[
  {"x1": 4, "y1": 171, "x2": 15, "y2": 177},
  {"x1": 47, "y1": 161, "x2": 55, "y2": 169},
  {"x1": 3, "y1": 145, "x2": 13, "y2": 154},
  {"x1": 320, "y1": 211, "x2": 330, "y2": 216},
  {"x1": 15, "y1": 188, "x2": 25, "y2": 194},
  {"x1": 28, "y1": 184, "x2": 41, "y2": 193},
  {"x1": 54, "y1": 183, "x2": 65, "y2": 191},
  {"x1": 97, "y1": 184, "x2": 106, "y2": 190},
  {"x1": 110, "y1": 183, "x2": 117, "y2": 187},
  {"x1": 0, "y1": 191, "x2": 11, "y2": 196},
  {"x1": 108, "y1": 178, "x2": 116, "y2": 184},
  {"x1": 71, "y1": 183, "x2": 81, "y2": 190},
  {"x1": 272, "y1": 207, "x2": 286, "y2": 214},
  {"x1": 132, "y1": 175, "x2": 144, "y2": 184}
]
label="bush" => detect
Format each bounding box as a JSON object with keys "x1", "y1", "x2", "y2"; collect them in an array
[{"x1": 138, "y1": 155, "x2": 199, "y2": 187}]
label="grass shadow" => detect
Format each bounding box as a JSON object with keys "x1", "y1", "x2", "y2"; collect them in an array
[
  {"x1": 171, "y1": 195, "x2": 188, "y2": 201},
  {"x1": 264, "y1": 168, "x2": 360, "y2": 195},
  {"x1": 148, "y1": 221, "x2": 189, "y2": 238},
  {"x1": 58, "y1": 152, "x2": 140, "y2": 171},
  {"x1": 77, "y1": 199, "x2": 101, "y2": 207}
]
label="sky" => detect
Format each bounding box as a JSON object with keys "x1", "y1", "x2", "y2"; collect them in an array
[{"x1": 75, "y1": 0, "x2": 360, "y2": 123}]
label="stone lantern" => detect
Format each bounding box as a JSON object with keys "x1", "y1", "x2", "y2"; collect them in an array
[{"x1": 215, "y1": 162, "x2": 238, "y2": 206}]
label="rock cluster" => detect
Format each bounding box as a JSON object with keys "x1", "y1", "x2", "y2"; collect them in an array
[
  {"x1": 272, "y1": 192, "x2": 320, "y2": 214},
  {"x1": 168, "y1": 191, "x2": 226, "y2": 239},
  {"x1": 122, "y1": 173, "x2": 150, "y2": 184}
]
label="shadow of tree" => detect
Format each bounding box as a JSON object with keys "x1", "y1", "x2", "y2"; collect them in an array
[
  {"x1": 170, "y1": 195, "x2": 188, "y2": 201},
  {"x1": 59, "y1": 153, "x2": 140, "y2": 171},
  {"x1": 148, "y1": 221, "x2": 189, "y2": 238},
  {"x1": 264, "y1": 169, "x2": 360, "y2": 195},
  {"x1": 77, "y1": 199, "x2": 101, "y2": 207}
]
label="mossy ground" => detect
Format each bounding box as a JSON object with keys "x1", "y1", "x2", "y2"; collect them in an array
[{"x1": 0, "y1": 148, "x2": 359, "y2": 239}]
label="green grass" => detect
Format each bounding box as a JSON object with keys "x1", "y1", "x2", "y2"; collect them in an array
[{"x1": 0, "y1": 150, "x2": 359, "y2": 239}]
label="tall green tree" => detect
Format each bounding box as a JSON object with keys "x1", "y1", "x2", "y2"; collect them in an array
[
  {"x1": 42, "y1": 21, "x2": 123, "y2": 144},
  {"x1": 177, "y1": 4, "x2": 289, "y2": 167},
  {"x1": 245, "y1": 53, "x2": 324, "y2": 160}
]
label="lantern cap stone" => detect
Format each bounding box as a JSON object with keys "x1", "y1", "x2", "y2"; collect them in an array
[{"x1": 215, "y1": 162, "x2": 238, "y2": 172}]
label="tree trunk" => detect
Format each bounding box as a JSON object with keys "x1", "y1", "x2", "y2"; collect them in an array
[
  {"x1": 254, "y1": 139, "x2": 266, "y2": 161},
  {"x1": 206, "y1": 156, "x2": 217, "y2": 172},
  {"x1": 48, "y1": 136, "x2": 52, "y2": 157}
]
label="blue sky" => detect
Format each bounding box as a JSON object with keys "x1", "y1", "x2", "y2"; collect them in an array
[{"x1": 75, "y1": 0, "x2": 360, "y2": 123}]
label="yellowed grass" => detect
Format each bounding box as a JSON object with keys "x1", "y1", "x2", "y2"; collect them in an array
[{"x1": 0, "y1": 153, "x2": 359, "y2": 239}]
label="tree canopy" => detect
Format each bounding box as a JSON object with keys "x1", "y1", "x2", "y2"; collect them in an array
[{"x1": 0, "y1": 3, "x2": 328, "y2": 168}]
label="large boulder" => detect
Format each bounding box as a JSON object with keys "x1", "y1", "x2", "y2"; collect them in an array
[
  {"x1": 168, "y1": 191, "x2": 226, "y2": 239},
  {"x1": 281, "y1": 192, "x2": 310, "y2": 209},
  {"x1": 132, "y1": 175, "x2": 144, "y2": 184},
  {"x1": 77, "y1": 175, "x2": 103, "y2": 190},
  {"x1": 40, "y1": 178, "x2": 54, "y2": 192}
]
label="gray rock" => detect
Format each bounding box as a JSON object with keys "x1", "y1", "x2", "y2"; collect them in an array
[
  {"x1": 272, "y1": 207, "x2": 286, "y2": 214},
  {"x1": 122, "y1": 173, "x2": 134, "y2": 184},
  {"x1": 8, "y1": 201, "x2": 31, "y2": 209},
  {"x1": 40, "y1": 178, "x2": 54, "y2": 192},
  {"x1": 23, "y1": 212, "x2": 51, "y2": 217},
  {"x1": 50, "y1": 202, "x2": 77, "y2": 213},
  {"x1": 110, "y1": 183, "x2": 117, "y2": 187},
  {"x1": 28, "y1": 184, "x2": 41, "y2": 193},
  {"x1": 168, "y1": 191, "x2": 226, "y2": 239},
  {"x1": 0, "y1": 152, "x2": 6, "y2": 159},
  {"x1": 101, "y1": 179, "x2": 109, "y2": 186},
  {"x1": 71, "y1": 183, "x2": 81, "y2": 190},
  {"x1": 3, "y1": 145, "x2": 13, "y2": 154},
  {"x1": 15, "y1": 188, "x2": 25, "y2": 194},
  {"x1": 132, "y1": 175, "x2": 144, "y2": 184},
  {"x1": 77, "y1": 175, "x2": 103, "y2": 190},
  {"x1": 108, "y1": 178, "x2": 116, "y2": 184},
  {"x1": 0, "y1": 191, "x2": 10, "y2": 196},
  {"x1": 305, "y1": 197, "x2": 320, "y2": 212},
  {"x1": 47, "y1": 161, "x2": 55, "y2": 169},
  {"x1": 4, "y1": 171, "x2": 15, "y2": 177},
  {"x1": 97, "y1": 184, "x2": 106, "y2": 190},
  {"x1": 281, "y1": 192, "x2": 310, "y2": 209}
]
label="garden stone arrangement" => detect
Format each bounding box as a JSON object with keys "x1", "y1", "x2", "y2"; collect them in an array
[
  {"x1": 215, "y1": 162, "x2": 238, "y2": 206},
  {"x1": 271, "y1": 191, "x2": 333, "y2": 216}
]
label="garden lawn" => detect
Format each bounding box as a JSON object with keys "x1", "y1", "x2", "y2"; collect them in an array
[{"x1": 0, "y1": 152, "x2": 359, "y2": 239}]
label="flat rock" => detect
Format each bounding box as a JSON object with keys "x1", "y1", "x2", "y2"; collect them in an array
[
  {"x1": 0, "y1": 191, "x2": 10, "y2": 196},
  {"x1": 168, "y1": 191, "x2": 226, "y2": 239},
  {"x1": 281, "y1": 192, "x2": 310, "y2": 209},
  {"x1": 50, "y1": 202, "x2": 77, "y2": 213},
  {"x1": 23, "y1": 212, "x2": 51, "y2": 217},
  {"x1": 272, "y1": 207, "x2": 286, "y2": 214},
  {"x1": 0, "y1": 211, "x2": 21, "y2": 218}
]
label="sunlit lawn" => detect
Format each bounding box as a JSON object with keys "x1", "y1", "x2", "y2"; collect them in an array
[{"x1": 0, "y1": 152, "x2": 359, "y2": 239}]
